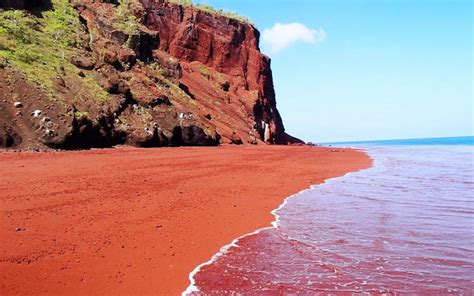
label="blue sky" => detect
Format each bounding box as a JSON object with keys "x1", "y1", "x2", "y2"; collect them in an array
[{"x1": 194, "y1": 0, "x2": 473, "y2": 142}]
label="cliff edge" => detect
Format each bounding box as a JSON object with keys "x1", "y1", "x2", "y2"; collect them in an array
[{"x1": 0, "y1": 0, "x2": 303, "y2": 149}]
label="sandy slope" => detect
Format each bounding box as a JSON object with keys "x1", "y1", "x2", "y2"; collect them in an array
[{"x1": 0, "y1": 146, "x2": 371, "y2": 295}]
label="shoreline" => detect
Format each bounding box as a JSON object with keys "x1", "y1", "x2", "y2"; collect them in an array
[
  {"x1": 0, "y1": 146, "x2": 371, "y2": 295},
  {"x1": 183, "y1": 162, "x2": 372, "y2": 295}
]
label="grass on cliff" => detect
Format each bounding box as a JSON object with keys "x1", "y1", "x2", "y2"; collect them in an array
[
  {"x1": 166, "y1": 0, "x2": 252, "y2": 24},
  {"x1": 112, "y1": 0, "x2": 140, "y2": 36},
  {"x1": 0, "y1": 0, "x2": 108, "y2": 102}
]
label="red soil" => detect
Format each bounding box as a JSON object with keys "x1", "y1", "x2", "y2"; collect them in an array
[{"x1": 0, "y1": 146, "x2": 371, "y2": 295}]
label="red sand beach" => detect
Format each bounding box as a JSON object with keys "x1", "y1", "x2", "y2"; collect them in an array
[{"x1": 0, "y1": 146, "x2": 371, "y2": 295}]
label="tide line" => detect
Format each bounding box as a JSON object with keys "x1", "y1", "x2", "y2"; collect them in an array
[{"x1": 182, "y1": 149, "x2": 372, "y2": 295}]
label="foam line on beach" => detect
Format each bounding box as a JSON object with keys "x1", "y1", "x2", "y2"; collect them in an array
[{"x1": 182, "y1": 152, "x2": 372, "y2": 295}]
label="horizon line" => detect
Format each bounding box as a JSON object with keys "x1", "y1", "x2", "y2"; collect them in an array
[{"x1": 320, "y1": 135, "x2": 474, "y2": 144}]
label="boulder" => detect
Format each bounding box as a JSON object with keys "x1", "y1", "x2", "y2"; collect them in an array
[{"x1": 70, "y1": 55, "x2": 96, "y2": 70}]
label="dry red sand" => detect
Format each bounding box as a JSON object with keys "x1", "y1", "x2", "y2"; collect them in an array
[{"x1": 0, "y1": 146, "x2": 371, "y2": 295}]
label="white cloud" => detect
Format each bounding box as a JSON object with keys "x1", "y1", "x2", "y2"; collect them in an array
[{"x1": 262, "y1": 23, "x2": 326, "y2": 53}]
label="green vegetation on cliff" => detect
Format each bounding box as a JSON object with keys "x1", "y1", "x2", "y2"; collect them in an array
[
  {"x1": 112, "y1": 0, "x2": 140, "y2": 35},
  {"x1": 0, "y1": 0, "x2": 108, "y2": 101}
]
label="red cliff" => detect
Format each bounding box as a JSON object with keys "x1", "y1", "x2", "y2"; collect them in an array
[
  {"x1": 0, "y1": 0, "x2": 302, "y2": 149},
  {"x1": 142, "y1": 0, "x2": 293, "y2": 144}
]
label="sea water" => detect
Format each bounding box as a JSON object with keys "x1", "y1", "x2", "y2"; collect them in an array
[{"x1": 186, "y1": 137, "x2": 474, "y2": 295}]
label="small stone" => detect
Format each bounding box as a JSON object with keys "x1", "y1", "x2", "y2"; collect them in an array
[
  {"x1": 45, "y1": 129, "x2": 55, "y2": 137},
  {"x1": 16, "y1": 111, "x2": 22, "y2": 116},
  {"x1": 14, "y1": 227, "x2": 24, "y2": 232},
  {"x1": 32, "y1": 110, "x2": 42, "y2": 117},
  {"x1": 14, "y1": 102, "x2": 23, "y2": 108}
]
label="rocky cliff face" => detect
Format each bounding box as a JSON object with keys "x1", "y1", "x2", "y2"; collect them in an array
[
  {"x1": 142, "y1": 0, "x2": 298, "y2": 145},
  {"x1": 0, "y1": 0, "x2": 302, "y2": 149}
]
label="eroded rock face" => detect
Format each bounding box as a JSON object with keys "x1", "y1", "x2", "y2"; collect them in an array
[
  {"x1": 0, "y1": 0, "x2": 302, "y2": 150},
  {"x1": 140, "y1": 0, "x2": 299, "y2": 144}
]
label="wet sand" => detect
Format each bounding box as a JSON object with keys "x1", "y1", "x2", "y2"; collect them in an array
[{"x1": 0, "y1": 146, "x2": 371, "y2": 295}]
